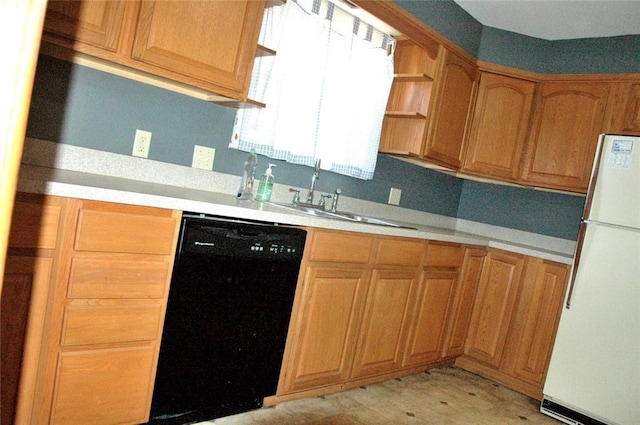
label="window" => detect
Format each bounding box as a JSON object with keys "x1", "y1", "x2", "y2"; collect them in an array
[{"x1": 230, "y1": 0, "x2": 394, "y2": 180}]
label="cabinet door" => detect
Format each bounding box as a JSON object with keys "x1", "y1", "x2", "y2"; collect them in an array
[
  {"x1": 442, "y1": 247, "x2": 485, "y2": 358},
  {"x1": 463, "y1": 73, "x2": 536, "y2": 181},
  {"x1": 2, "y1": 256, "x2": 54, "y2": 425},
  {"x1": 606, "y1": 80, "x2": 640, "y2": 136},
  {"x1": 507, "y1": 258, "x2": 569, "y2": 387},
  {"x1": 281, "y1": 266, "x2": 368, "y2": 392},
  {"x1": 423, "y1": 49, "x2": 478, "y2": 168},
  {"x1": 464, "y1": 250, "x2": 524, "y2": 368},
  {"x1": 402, "y1": 270, "x2": 458, "y2": 367},
  {"x1": 521, "y1": 81, "x2": 610, "y2": 192},
  {"x1": 43, "y1": 0, "x2": 129, "y2": 53},
  {"x1": 50, "y1": 346, "x2": 157, "y2": 425},
  {"x1": 350, "y1": 269, "x2": 416, "y2": 379},
  {"x1": 132, "y1": 0, "x2": 264, "y2": 95}
]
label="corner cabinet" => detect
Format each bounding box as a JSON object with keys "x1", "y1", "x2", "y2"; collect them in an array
[
  {"x1": 520, "y1": 80, "x2": 611, "y2": 192},
  {"x1": 5, "y1": 196, "x2": 181, "y2": 425},
  {"x1": 42, "y1": 0, "x2": 266, "y2": 101},
  {"x1": 456, "y1": 249, "x2": 569, "y2": 400},
  {"x1": 380, "y1": 38, "x2": 478, "y2": 169}
]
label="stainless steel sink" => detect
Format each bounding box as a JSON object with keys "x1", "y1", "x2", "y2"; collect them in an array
[{"x1": 271, "y1": 203, "x2": 416, "y2": 230}]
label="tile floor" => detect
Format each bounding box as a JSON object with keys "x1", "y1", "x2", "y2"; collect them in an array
[{"x1": 196, "y1": 366, "x2": 560, "y2": 424}]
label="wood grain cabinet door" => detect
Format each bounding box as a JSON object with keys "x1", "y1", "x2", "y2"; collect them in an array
[
  {"x1": 402, "y1": 269, "x2": 458, "y2": 367},
  {"x1": 506, "y1": 258, "x2": 569, "y2": 387},
  {"x1": 350, "y1": 269, "x2": 417, "y2": 379},
  {"x1": 132, "y1": 0, "x2": 264, "y2": 96},
  {"x1": 280, "y1": 266, "x2": 368, "y2": 392},
  {"x1": 463, "y1": 72, "x2": 536, "y2": 181},
  {"x1": 520, "y1": 81, "x2": 610, "y2": 192},
  {"x1": 606, "y1": 80, "x2": 640, "y2": 136},
  {"x1": 43, "y1": 0, "x2": 129, "y2": 52},
  {"x1": 423, "y1": 48, "x2": 478, "y2": 169},
  {"x1": 463, "y1": 249, "x2": 524, "y2": 368},
  {"x1": 442, "y1": 247, "x2": 486, "y2": 359}
]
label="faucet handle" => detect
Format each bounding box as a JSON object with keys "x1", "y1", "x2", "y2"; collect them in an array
[
  {"x1": 319, "y1": 193, "x2": 332, "y2": 208},
  {"x1": 289, "y1": 188, "x2": 301, "y2": 205},
  {"x1": 330, "y1": 188, "x2": 342, "y2": 212}
]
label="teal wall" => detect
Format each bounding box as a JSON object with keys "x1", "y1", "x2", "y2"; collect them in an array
[{"x1": 28, "y1": 1, "x2": 640, "y2": 241}]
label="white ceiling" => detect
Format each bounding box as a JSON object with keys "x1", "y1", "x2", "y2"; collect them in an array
[{"x1": 453, "y1": 0, "x2": 640, "y2": 40}]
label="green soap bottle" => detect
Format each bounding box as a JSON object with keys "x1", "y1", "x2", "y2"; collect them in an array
[{"x1": 256, "y1": 163, "x2": 276, "y2": 202}]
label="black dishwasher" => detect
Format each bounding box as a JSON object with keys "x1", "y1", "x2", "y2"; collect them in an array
[{"x1": 146, "y1": 213, "x2": 306, "y2": 424}]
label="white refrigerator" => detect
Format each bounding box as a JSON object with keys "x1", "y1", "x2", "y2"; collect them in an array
[{"x1": 541, "y1": 134, "x2": 640, "y2": 425}]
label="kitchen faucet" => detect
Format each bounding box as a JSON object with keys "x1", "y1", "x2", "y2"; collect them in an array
[{"x1": 306, "y1": 159, "x2": 321, "y2": 204}]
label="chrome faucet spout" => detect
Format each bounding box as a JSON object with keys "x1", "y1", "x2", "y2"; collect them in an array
[{"x1": 306, "y1": 159, "x2": 321, "y2": 204}]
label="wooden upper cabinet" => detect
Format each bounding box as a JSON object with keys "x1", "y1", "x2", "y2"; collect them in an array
[
  {"x1": 606, "y1": 80, "x2": 640, "y2": 136},
  {"x1": 132, "y1": 1, "x2": 264, "y2": 96},
  {"x1": 42, "y1": 0, "x2": 266, "y2": 101},
  {"x1": 462, "y1": 72, "x2": 536, "y2": 181},
  {"x1": 43, "y1": 0, "x2": 130, "y2": 53},
  {"x1": 520, "y1": 81, "x2": 611, "y2": 192},
  {"x1": 423, "y1": 48, "x2": 478, "y2": 169}
]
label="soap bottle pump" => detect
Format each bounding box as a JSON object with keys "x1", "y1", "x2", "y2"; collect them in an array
[
  {"x1": 256, "y1": 164, "x2": 276, "y2": 202},
  {"x1": 237, "y1": 149, "x2": 258, "y2": 200}
]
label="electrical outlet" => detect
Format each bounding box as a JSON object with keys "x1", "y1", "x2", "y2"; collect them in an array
[
  {"x1": 388, "y1": 187, "x2": 401, "y2": 205},
  {"x1": 192, "y1": 145, "x2": 215, "y2": 170},
  {"x1": 132, "y1": 129, "x2": 152, "y2": 158}
]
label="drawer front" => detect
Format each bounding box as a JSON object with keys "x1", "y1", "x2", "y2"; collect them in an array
[
  {"x1": 61, "y1": 304, "x2": 164, "y2": 346},
  {"x1": 51, "y1": 346, "x2": 156, "y2": 425},
  {"x1": 309, "y1": 230, "x2": 373, "y2": 264},
  {"x1": 74, "y1": 208, "x2": 177, "y2": 255},
  {"x1": 67, "y1": 257, "x2": 170, "y2": 299},
  {"x1": 375, "y1": 238, "x2": 425, "y2": 267},
  {"x1": 424, "y1": 242, "x2": 464, "y2": 268}
]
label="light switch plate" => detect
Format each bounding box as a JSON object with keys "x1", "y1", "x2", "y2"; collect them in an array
[
  {"x1": 388, "y1": 187, "x2": 401, "y2": 205},
  {"x1": 192, "y1": 145, "x2": 215, "y2": 170}
]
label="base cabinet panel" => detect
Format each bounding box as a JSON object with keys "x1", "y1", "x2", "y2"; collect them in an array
[
  {"x1": 281, "y1": 266, "x2": 368, "y2": 392},
  {"x1": 50, "y1": 346, "x2": 156, "y2": 425},
  {"x1": 351, "y1": 269, "x2": 416, "y2": 378}
]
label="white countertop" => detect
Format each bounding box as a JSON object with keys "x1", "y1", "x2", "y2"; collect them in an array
[{"x1": 17, "y1": 138, "x2": 576, "y2": 264}]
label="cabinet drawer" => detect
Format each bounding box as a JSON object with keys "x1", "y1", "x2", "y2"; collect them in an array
[
  {"x1": 61, "y1": 304, "x2": 163, "y2": 346},
  {"x1": 67, "y1": 257, "x2": 170, "y2": 299},
  {"x1": 424, "y1": 242, "x2": 463, "y2": 268},
  {"x1": 51, "y1": 346, "x2": 156, "y2": 425},
  {"x1": 74, "y1": 207, "x2": 177, "y2": 255},
  {"x1": 374, "y1": 238, "x2": 424, "y2": 267},
  {"x1": 9, "y1": 195, "x2": 62, "y2": 249},
  {"x1": 308, "y1": 230, "x2": 373, "y2": 264}
]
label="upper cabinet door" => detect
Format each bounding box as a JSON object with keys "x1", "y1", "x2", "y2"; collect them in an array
[
  {"x1": 131, "y1": 0, "x2": 264, "y2": 96},
  {"x1": 606, "y1": 80, "x2": 640, "y2": 136},
  {"x1": 462, "y1": 72, "x2": 536, "y2": 181},
  {"x1": 43, "y1": 0, "x2": 129, "y2": 52},
  {"x1": 520, "y1": 81, "x2": 611, "y2": 193},
  {"x1": 423, "y1": 49, "x2": 478, "y2": 169}
]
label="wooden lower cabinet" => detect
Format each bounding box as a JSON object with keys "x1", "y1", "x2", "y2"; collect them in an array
[
  {"x1": 442, "y1": 247, "x2": 486, "y2": 358},
  {"x1": 279, "y1": 266, "x2": 369, "y2": 392},
  {"x1": 456, "y1": 250, "x2": 570, "y2": 400},
  {"x1": 3, "y1": 195, "x2": 181, "y2": 425},
  {"x1": 351, "y1": 269, "x2": 417, "y2": 378},
  {"x1": 276, "y1": 233, "x2": 479, "y2": 402}
]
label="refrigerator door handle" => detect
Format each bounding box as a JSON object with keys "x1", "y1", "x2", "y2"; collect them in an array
[{"x1": 565, "y1": 221, "x2": 588, "y2": 309}]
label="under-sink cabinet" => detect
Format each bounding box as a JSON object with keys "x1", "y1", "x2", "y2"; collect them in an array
[
  {"x1": 3, "y1": 195, "x2": 181, "y2": 425},
  {"x1": 274, "y1": 229, "x2": 475, "y2": 403}
]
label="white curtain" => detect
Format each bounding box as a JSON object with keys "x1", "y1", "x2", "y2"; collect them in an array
[{"x1": 230, "y1": 0, "x2": 394, "y2": 180}]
